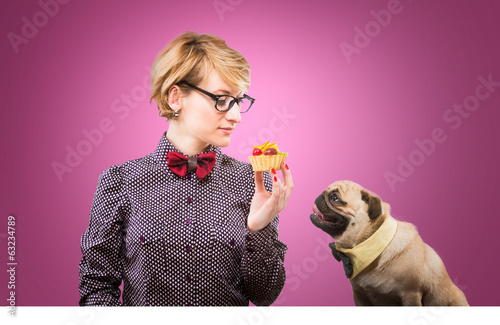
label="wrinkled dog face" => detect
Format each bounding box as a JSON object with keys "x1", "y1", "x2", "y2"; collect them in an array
[{"x1": 310, "y1": 181, "x2": 383, "y2": 244}]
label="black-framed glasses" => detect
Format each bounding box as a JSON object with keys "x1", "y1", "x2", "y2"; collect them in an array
[{"x1": 179, "y1": 81, "x2": 255, "y2": 113}]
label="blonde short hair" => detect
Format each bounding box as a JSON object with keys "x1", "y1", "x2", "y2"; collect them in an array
[{"x1": 150, "y1": 31, "x2": 251, "y2": 120}]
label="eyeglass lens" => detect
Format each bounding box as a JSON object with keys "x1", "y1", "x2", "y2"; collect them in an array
[{"x1": 216, "y1": 96, "x2": 252, "y2": 113}]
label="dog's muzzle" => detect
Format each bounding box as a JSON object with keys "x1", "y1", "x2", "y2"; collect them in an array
[{"x1": 310, "y1": 194, "x2": 349, "y2": 237}]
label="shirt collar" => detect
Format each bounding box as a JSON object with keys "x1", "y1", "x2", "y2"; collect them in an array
[{"x1": 152, "y1": 131, "x2": 222, "y2": 176}]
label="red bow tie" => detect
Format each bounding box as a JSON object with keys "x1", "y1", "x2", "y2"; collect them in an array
[{"x1": 166, "y1": 151, "x2": 216, "y2": 180}]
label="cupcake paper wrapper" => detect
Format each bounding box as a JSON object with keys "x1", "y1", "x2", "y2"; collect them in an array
[{"x1": 248, "y1": 154, "x2": 288, "y2": 172}]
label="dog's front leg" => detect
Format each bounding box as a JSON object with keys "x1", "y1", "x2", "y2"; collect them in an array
[
  {"x1": 401, "y1": 292, "x2": 423, "y2": 306},
  {"x1": 352, "y1": 288, "x2": 373, "y2": 306}
]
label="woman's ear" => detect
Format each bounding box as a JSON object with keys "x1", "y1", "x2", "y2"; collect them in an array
[{"x1": 167, "y1": 85, "x2": 182, "y2": 110}]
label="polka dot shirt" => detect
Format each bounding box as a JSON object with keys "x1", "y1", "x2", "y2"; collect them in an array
[{"x1": 78, "y1": 132, "x2": 288, "y2": 306}]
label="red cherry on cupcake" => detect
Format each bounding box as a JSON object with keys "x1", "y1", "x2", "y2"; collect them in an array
[
  {"x1": 252, "y1": 148, "x2": 263, "y2": 156},
  {"x1": 264, "y1": 148, "x2": 278, "y2": 156}
]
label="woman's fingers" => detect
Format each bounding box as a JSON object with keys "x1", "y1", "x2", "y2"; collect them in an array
[
  {"x1": 255, "y1": 165, "x2": 293, "y2": 216},
  {"x1": 270, "y1": 169, "x2": 281, "y2": 202},
  {"x1": 282, "y1": 163, "x2": 293, "y2": 187},
  {"x1": 254, "y1": 171, "x2": 266, "y2": 192},
  {"x1": 279, "y1": 162, "x2": 294, "y2": 201},
  {"x1": 255, "y1": 170, "x2": 282, "y2": 206},
  {"x1": 270, "y1": 168, "x2": 288, "y2": 211}
]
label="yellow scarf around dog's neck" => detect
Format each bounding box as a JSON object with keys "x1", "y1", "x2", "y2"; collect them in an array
[{"x1": 335, "y1": 216, "x2": 398, "y2": 280}]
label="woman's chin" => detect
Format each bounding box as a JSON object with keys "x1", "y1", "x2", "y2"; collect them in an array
[
  {"x1": 210, "y1": 136, "x2": 231, "y2": 148},
  {"x1": 217, "y1": 139, "x2": 231, "y2": 148}
]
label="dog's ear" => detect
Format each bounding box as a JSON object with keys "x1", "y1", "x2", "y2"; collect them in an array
[{"x1": 361, "y1": 190, "x2": 382, "y2": 219}]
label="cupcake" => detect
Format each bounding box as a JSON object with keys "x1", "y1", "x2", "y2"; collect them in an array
[{"x1": 248, "y1": 141, "x2": 288, "y2": 172}]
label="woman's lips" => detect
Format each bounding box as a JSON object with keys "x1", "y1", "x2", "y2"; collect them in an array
[{"x1": 219, "y1": 127, "x2": 234, "y2": 134}]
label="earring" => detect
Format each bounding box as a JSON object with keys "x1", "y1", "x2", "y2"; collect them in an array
[{"x1": 173, "y1": 110, "x2": 179, "y2": 118}]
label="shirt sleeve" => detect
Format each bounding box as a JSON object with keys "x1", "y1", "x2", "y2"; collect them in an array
[
  {"x1": 241, "y1": 171, "x2": 288, "y2": 306},
  {"x1": 78, "y1": 165, "x2": 129, "y2": 306}
]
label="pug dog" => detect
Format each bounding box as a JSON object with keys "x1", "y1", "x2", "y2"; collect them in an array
[{"x1": 310, "y1": 180, "x2": 468, "y2": 306}]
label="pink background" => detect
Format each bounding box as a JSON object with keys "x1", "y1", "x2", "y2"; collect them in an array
[{"x1": 1, "y1": 0, "x2": 499, "y2": 306}]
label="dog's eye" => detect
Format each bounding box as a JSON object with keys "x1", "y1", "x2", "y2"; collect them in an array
[{"x1": 330, "y1": 192, "x2": 340, "y2": 203}]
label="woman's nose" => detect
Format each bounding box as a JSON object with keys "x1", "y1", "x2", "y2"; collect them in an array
[{"x1": 225, "y1": 104, "x2": 241, "y2": 123}]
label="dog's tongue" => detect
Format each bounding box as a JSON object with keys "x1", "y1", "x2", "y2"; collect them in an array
[{"x1": 312, "y1": 204, "x2": 324, "y2": 219}]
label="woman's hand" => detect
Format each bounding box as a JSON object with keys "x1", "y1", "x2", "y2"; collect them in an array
[{"x1": 247, "y1": 162, "x2": 294, "y2": 232}]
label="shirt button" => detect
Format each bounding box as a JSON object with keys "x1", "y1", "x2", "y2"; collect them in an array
[
  {"x1": 186, "y1": 246, "x2": 192, "y2": 253},
  {"x1": 185, "y1": 219, "x2": 191, "y2": 225},
  {"x1": 186, "y1": 174, "x2": 192, "y2": 180},
  {"x1": 187, "y1": 197, "x2": 193, "y2": 203},
  {"x1": 186, "y1": 275, "x2": 192, "y2": 282},
  {"x1": 139, "y1": 236, "x2": 145, "y2": 243},
  {"x1": 229, "y1": 239, "x2": 236, "y2": 246},
  {"x1": 247, "y1": 247, "x2": 254, "y2": 253},
  {"x1": 245, "y1": 235, "x2": 252, "y2": 241}
]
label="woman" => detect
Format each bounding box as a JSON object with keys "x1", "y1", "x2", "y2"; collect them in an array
[{"x1": 78, "y1": 32, "x2": 293, "y2": 306}]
